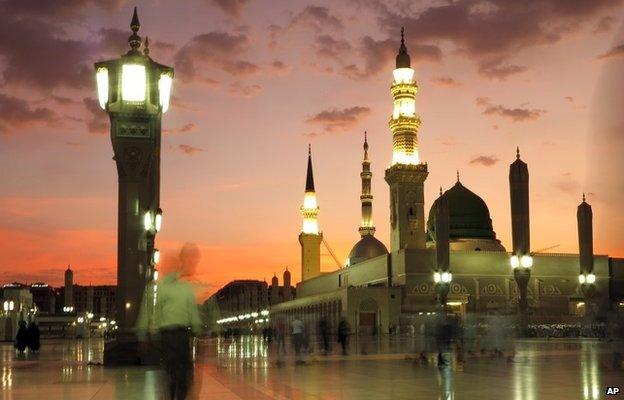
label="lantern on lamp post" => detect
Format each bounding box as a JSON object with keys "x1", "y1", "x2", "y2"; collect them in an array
[{"x1": 95, "y1": 7, "x2": 173, "y2": 364}]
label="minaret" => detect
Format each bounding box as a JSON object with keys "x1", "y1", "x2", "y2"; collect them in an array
[
  {"x1": 64, "y1": 265, "x2": 74, "y2": 310},
  {"x1": 299, "y1": 145, "x2": 323, "y2": 281},
  {"x1": 359, "y1": 131, "x2": 376, "y2": 237},
  {"x1": 270, "y1": 274, "x2": 279, "y2": 305},
  {"x1": 509, "y1": 147, "x2": 530, "y2": 256},
  {"x1": 384, "y1": 28, "x2": 429, "y2": 252},
  {"x1": 577, "y1": 194, "x2": 594, "y2": 275},
  {"x1": 283, "y1": 268, "x2": 292, "y2": 301}
]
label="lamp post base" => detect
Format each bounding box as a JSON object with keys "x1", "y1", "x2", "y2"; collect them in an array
[{"x1": 103, "y1": 332, "x2": 160, "y2": 366}]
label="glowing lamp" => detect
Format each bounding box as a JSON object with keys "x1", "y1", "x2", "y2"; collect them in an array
[
  {"x1": 121, "y1": 64, "x2": 146, "y2": 101},
  {"x1": 96, "y1": 67, "x2": 109, "y2": 109},
  {"x1": 2, "y1": 301, "x2": 7, "y2": 312},
  {"x1": 158, "y1": 73, "x2": 173, "y2": 113},
  {"x1": 441, "y1": 272, "x2": 452, "y2": 283},
  {"x1": 586, "y1": 273, "x2": 596, "y2": 284},
  {"x1": 251, "y1": 312, "x2": 259, "y2": 318},
  {"x1": 578, "y1": 274, "x2": 586, "y2": 284},
  {"x1": 392, "y1": 67, "x2": 415, "y2": 84},
  {"x1": 77, "y1": 317, "x2": 84, "y2": 323},
  {"x1": 153, "y1": 249, "x2": 160, "y2": 264},
  {"x1": 433, "y1": 272, "x2": 441, "y2": 283},
  {"x1": 260, "y1": 310, "x2": 269, "y2": 316},
  {"x1": 144, "y1": 211, "x2": 153, "y2": 231},
  {"x1": 155, "y1": 208, "x2": 163, "y2": 232},
  {"x1": 510, "y1": 255, "x2": 520, "y2": 269},
  {"x1": 520, "y1": 255, "x2": 533, "y2": 269}
]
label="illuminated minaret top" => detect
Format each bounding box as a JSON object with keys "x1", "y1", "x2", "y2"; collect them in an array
[
  {"x1": 301, "y1": 144, "x2": 320, "y2": 234},
  {"x1": 359, "y1": 131, "x2": 376, "y2": 236},
  {"x1": 390, "y1": 27, "x2": 420, "y2": 165}
]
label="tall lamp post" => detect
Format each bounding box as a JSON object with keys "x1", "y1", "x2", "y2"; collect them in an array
[
  {"x1": 433, "y1": 188, "x2": 451, "y2": 307},
  {"x1": 95, "y1": 7, "x2": 173, "y2": 364},
  {"x1": 577, "y1": 194, "x2": 595, "y2": 320}
]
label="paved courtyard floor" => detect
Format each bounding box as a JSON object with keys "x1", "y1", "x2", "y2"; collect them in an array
[{"x1": 1, "y1": 336, "x2": 622, "y2": 399}]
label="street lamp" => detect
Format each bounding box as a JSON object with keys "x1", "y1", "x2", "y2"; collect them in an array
[
  {"x1": 511, "y1": 253, "x2": 532, "y2": 333},
  {"x1": 94, "y1": 8, "x2": 173, "y2": 362},
  {"x1": 433, "y1": 270, "x2": 452, "y2": 306}
]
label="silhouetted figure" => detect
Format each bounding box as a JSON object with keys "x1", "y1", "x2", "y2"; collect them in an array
[
  {"x1": 275, "y1": 319, "x2": 287, "y2": 355},
  {"x1": 291, "y1": 316, "x2": 304, "y2": 363},
  {"x1": 436, "y1": 314, "x2": 454, "y2": 367},
  {"x1": 137, "y1": 243, "x2": 203, "y2": 400},
  {"x1": 319, "y1": 317, "x2": 330, "y2": 355},
  {"x1": 14, "y1": 321, "x2": 28, "y2": 354},
  {"x1": 27, "y1": 322, "x2": 41, "y2": 352},
  {"x1": 338, "y1": 318, "x2": 350, "y2": 355}
]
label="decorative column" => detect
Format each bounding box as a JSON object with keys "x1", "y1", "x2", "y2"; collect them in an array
[
  {"x1": 433, "y1": 188, "x2": 451, "y2": 306},
  {"x1": 94, "y1": 8, "x2": 173, "y2": 364},
  {"x1": 359, "y1": 131, "x2": 376, "y2": 237},
  {"x1": 577, "y1": 194, "x2": 596, "y2": 318},
  {"x1": 509, "y1": 147, "x2": 532, "y2": 334},
  {"x1": 64, "y1": 265, "x2": 74, "y2": 312},
  {"x1": 433, "y1": 188, "x2": 453, "y2": 307},
  {"x1": 384, "y1": 28, "x2": 428, "y2": 252}
]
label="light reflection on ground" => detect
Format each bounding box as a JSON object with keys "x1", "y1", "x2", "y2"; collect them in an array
[{"x1": 0, "y1": 337, "x2": 622, "y2": 399}]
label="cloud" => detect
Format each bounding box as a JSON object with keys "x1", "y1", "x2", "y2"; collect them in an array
[
  {"x1": 306, "y1": 106, "x2": 371, "y2": 132},
  {"x1": 268, "y1": 5, "x2": 344, "y2": 46},
  {"x1": 0, "y1": 8, "x2": 92, "y2": 90},
  {"x1": 0, "y1": 94, "x2": 56, "y2": 134},
  {"x1": 476, "y1": 97, "x2": 546, "y2": 122},
  {"x1": 269, "y1": 60, "x2": 291, "y2": 75},
  {"x1": 314, "y1": 35, "x2": 352, "y2": 60},
  {"x1": 291, "y1": 5, "x2": 344, "y2": 31},
  {"x1": 361, "y1": 0, "x2": 624, "y2": 79},
  {"x1": 178, "y1": 144, "x2": 206, "y2": 155},
  {"x1": 82, "y1": 98, "x2": 108, "y2": 134},
  {"x1": 174, "y1": 32, "x2": 259, "y2": 82},
  {"x1": 5, "y1": 0, "x2": 125, "y2": 21},
  {"x1": 208, "y1": 0, "x2": 251, "y2": 17},
  {"x1": 229, "y1": 81, "x2": 263, "y2": 98},
  {"x1": 432, "y1": 76, "x2": 462, "y2": 87},
  {"x1": 594, "y1": 16, "x2": 617, "y2": 34},
  {"x1": 597, "y1": 44, "x2": 624, "y2": 59},
  {"x1": 477, "y1": 58, "x2": 528, "y2": 80},
  {"x1": 469, "y1": 155, "x2": 500, "y2": 166},
  {"x1": 163, "y1": 123, "x2": 197, "y2": 135},
  {"x1": 342, "y1": 36, "x2": 441, "y2": 79}
]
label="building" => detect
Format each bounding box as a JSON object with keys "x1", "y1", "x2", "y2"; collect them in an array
[
  {"x1": 260, "y1": 29, "x2": 624, "y2": 335},
  {"x1": 205, "y1": 270, "x2": 295, "y2": 333}
]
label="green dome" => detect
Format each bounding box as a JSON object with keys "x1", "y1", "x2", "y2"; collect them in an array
[{"x1": 427, "y1": 181, "x2": 497, "y2": 242}]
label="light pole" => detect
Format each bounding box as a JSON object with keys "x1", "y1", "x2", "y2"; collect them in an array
[
  {"x1": 511, "y1": 254, "x2": 532, "y2": 334},
  {"x1": 95, "y1": 7, "x2": 173, "y2": 364}
]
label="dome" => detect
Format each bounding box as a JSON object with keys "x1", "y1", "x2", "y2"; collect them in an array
[
  {"x1": 347, "y1": 235, "x2": 388, "y2": 266},
  {"x1": 427, "y1": 181, "x2": 498, "y2": 242}
]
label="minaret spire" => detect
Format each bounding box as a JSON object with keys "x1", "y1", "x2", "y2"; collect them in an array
[
  {"x1": 359, "y1": 131, "x2": 375, "y2": 237},
  {"x1": 305, "y1": 144, "x2": 315, "y2": 192},
  {"x1": 128, "y1": 6, "x2": 142, "y2": 53},
  {"x1": 516, "y1": 146, "x2": 520, "y2": 159}
]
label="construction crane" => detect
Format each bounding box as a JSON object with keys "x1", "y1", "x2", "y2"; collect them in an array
[
  {"x1": 322, "y1": 237, "x2": 343, "y2": 268},
  {"x1": 531, "y1": 244, "x2": 560, "y2": 254}
]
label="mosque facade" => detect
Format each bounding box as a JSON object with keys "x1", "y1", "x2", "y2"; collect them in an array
[{"x1": 267, "y1": 30, "x2": 624, "y2": 334}]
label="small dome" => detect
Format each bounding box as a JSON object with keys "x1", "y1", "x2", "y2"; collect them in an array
[
  {"x1": 427, "y1": 181, "x2": 497, "y2": 241},
  {"x1": 348, "y1": 235, "x2": 388, "y2": 266}
]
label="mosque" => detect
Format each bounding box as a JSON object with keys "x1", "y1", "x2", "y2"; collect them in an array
[
  {"x1": 210, "y1": 31, "x2": 624, "y2": 335},
  {"x1": 266, "y1": 30, "x2": 624, "y2": 334}
]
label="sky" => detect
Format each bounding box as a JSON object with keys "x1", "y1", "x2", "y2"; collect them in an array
[{"x1": 1, "y1": 0, "x2": 624, "y2": 299}]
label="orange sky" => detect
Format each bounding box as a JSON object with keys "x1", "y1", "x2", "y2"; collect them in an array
[{"x1": 1, "y1": 1, "x2": 623, "y2": 299}]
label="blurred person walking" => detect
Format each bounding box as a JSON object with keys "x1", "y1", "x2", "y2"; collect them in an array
[
  {"x1": 291, "y1": 316, "x2": 305, "y2": 364},
  {"x1": 14, "y1": 321, "x2": 28, "y2": 354},
  {"x1": 338, "y1": 317, "x2": 350, "y2": 355},
  {"x1": 319, "y1": 316, "x2": 330, "y2": 355},
  {"x1": 137, "y1": 243, "x2": 203, "y2": 400},
  {"x1": 27, "y1": 321, "x2": 40, "y2": 353}
]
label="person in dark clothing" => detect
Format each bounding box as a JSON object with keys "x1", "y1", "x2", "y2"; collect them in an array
[
  {"x1": 319, "y1": 317, "x2": 330, "y2": 355},
  {"x1": 14, "y1": 320, "x2": 28, "y2": 354},
  {"x1": 27, "y1": 322, "x2": 41, "y2": 352},
  {"x1": 338, "y1": 318, "x2": 350, "y2": 356}
]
